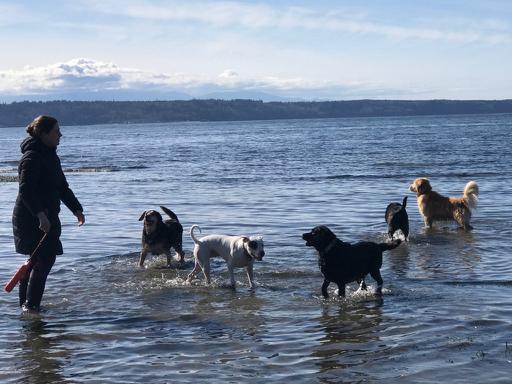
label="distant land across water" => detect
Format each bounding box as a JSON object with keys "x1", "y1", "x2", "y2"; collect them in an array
[{"x1": 1, "y1": 99, "x2": 511, "y2": 127}]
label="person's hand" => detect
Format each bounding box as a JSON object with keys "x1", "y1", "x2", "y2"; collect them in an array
[
  {"x1": 37, "y1": 212, "x2": 51, "y2": 233},
  {"x1": 74, "y1": 211, "x2": 85, "y2": 226}
]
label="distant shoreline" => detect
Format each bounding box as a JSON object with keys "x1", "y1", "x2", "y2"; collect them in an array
[{"x1": 1, "y1": 99, "x2": 511, "y2": 127}]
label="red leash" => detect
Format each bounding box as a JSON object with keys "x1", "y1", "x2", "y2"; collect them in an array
[{"x1": 4, "y1": 233, "x2": 48, "y2": 293}]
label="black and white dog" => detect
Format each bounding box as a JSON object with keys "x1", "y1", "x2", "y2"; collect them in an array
[
  {"x1": 303, "y1": 225, "x2": 401, "y2": 298},
  {"x1": 138, "y1": 206, "x2": 184, "y2": 267},
  {"x1": 187, "y1": 225, "x2": 265, "y2": 289}
]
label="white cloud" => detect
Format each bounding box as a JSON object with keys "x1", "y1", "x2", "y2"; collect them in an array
[
  {"x1": 81, "y1": 0, "x2": 512, "y2": 44},
  {"x1": 218, "y1": 69, "x2": 238, "y2": 79},
  {"x1": 0, "y1": 58, "x2": 197, "y2": 94},
  {"x1": 0, "y1": 58, "x2": 405, "y2": 101}
]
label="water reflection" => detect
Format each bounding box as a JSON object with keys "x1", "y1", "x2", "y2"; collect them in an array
[
  {"x1": 313, "y1": 302, "x2": 383, "y2": 381},
  {"x1": 387, "y1": 241, "x2": 411, "y2": 277},
  {"x1": 17, "y1": 317, "x2": 69, "y2": 384},
  {"x1": 414, "y1": 227, "x2": 479, "y2": 277}
]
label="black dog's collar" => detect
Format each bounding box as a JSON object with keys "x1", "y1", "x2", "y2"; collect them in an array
[{"x1": 322, "y1": 238, "x2": 337, "y2": 254}]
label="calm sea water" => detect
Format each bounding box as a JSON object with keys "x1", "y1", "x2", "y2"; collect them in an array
[{"x1": 1, "y1": 114, "x2": 511, "y2": 383}]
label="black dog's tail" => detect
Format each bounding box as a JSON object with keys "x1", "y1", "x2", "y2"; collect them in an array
[
  {"x1": 379, "y1": 239, "x2": 402, "y2": 252},
  {"x1": 160, "y1": 206, "x2": 179, "y2": 222},
  {"x1": 401, "y1": 196, "x2": 408, "y2": 209}
]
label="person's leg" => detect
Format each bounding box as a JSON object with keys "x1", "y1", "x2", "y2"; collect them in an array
[
  {"x1": 19, "y1": 274, "x2": 29, "y2": 307},
  {"x1": 24, "y1": 250, "x2": 56, "y2": 310}
]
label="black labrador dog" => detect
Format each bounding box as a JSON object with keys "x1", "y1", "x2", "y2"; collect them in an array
[
  {"x1": 138, "y1": 206, "x2": 184, "y2": 267},
  {"x1": 385, "y1": 196, "x2": 409, "y2": 240},
  {"x1": 302, "y1": 225, "x2": 401, "y2": 298}
]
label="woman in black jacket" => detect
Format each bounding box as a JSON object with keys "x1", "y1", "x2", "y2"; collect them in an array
[{"x1": 12, "y1": 115, "x2": 85, "y2": 313}]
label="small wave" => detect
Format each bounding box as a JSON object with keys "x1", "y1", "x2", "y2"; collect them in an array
[
  {"x1": 0, "y1": 175, "x2": 18, "y2": 182},
  {"x1": 0, "y1": 161, "x2": 19, "y2": 166},
  {"x1": 266, "y1": 270, "x2": 319, "y2": 279},
  {"x1": 125, "y1": 165, "x2": 149, "y2": 170},
  {"x1": 293, "y1": 170, "x2": 505, "y2": 182},
  {"x1": 63, "y1": 165, "x2": 149, "y2": 173},
  {"x1": 64, "y1": 166, "x2": 120, "y2": 173},
  {"x1": 442, "y1": 280, "x2": 512, "y2": 286}
]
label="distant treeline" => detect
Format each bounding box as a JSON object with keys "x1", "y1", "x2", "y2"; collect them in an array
[{"x1": 1, "y1": 99, "x2": 512, "y2": 127}]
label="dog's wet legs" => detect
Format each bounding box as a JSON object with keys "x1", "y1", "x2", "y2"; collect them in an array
[
  {"x1": 227, "y1": 264, "x2": 236, "y2": 289},
  {"x1": 246, "y1": 264, "x2": 255, "y2": 290},
  {"x1": 370, "y1": 270, "x2": 384, "y2": 296},
  {"x1": 165, "y1": 251, "x2": 172, "y2": 267},
  {"x1": 174, "y1": 246, "x2": 185, "y2": 263},
  {"x1": 201, "y1": 261, "x2": 211, "y2": 285},
  {"x1": 336, "y1": 283, "x2": 346, "y2": 297},
  {"x1": 139, "y1": 250, "x2": 148, "y2": 267},
  {"x1": 187, "y1": 261, "x2": 202, "y2": 281},
  {"x1": 321, "y1": 279, "x2": 330, "y2": 298}
]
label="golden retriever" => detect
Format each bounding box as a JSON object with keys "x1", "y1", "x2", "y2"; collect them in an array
[{"x1": 409, "y1": 178, "x2": 479, "y2": 230}]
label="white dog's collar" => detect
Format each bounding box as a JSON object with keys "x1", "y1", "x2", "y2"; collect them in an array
[{"x1": 242, "y1": 242, "x2": 254, "y2": 260}]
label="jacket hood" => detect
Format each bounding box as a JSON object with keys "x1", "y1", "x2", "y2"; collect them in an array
[{"x1": 20, "y1": 136, "x2": 55, "y2": 155}]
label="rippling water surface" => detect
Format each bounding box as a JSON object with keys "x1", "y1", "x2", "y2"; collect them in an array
[{"x1": 1, "y1": 114, "x2": 511, "y2": 383}]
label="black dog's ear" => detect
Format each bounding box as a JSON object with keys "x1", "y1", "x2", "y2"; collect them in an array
[
  {"x1": 138, "y1": 211, "x2": 147, "y2": 221},
  {"x1": 248, "y1": 240, "x2": 258, "y2": 249}
]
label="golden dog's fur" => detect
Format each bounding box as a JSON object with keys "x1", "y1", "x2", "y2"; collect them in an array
[{"x1": 409, "y1": 178, "x2": 479, "y2": 230}]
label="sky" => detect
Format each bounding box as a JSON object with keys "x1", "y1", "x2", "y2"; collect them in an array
[{"x1": 0, "y1": 0, "x2": 511, "y2": 101}]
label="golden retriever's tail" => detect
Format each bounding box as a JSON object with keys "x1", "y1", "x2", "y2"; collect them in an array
[
  {"x1": 463, "y1": 181, "x2": 479, "y2": 210},
  {"x1": 189, "y1": 225, "x2": 202, "y2": 244}
]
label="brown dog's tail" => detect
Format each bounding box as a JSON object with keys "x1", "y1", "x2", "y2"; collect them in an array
[
  {"x1": 463, "y1": 181, "x2": 479, "y2": 210},
  {"x1": 379, "y1": 239, "x2": 402, "y2": 252},
  {"x1": 160, "y1": 206, "x2": 179, "y2": 222}
]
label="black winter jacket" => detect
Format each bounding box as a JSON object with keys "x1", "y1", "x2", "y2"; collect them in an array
[{"x1": 12, "y1": 137, "x2": 83, "y2": 255}]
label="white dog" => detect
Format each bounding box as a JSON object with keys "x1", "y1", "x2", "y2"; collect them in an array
[{"x1": 186, "y1": 225, "x2": 265, "y2": 289}]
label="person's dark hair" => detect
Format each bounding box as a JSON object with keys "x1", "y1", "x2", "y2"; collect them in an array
[{"x1": 26, "y1": 115, "x2": 58, "y2": 137}]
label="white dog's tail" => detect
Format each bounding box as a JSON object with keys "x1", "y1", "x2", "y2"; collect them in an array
[
  {"x1": 463, "y1": 181, "x2": 479, "y2": 210},
  {"x1": 189, "y1": 225, "x2": 202, "y2": 244}
]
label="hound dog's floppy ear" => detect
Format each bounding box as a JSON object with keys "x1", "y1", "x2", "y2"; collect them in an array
[
  {"x1": 242, "y1": 237, "x2": 250, "y2": 243},
  {"x1": 138, "y1": 211, "x2": 147, "y2": 221}
]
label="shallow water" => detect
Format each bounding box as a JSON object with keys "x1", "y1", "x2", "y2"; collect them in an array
[{"x1": 1, "y1": 114, "x2": 511, "y2": 383}]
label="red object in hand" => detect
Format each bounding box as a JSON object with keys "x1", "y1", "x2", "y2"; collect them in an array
[
  {"x1": 4, "y1": 233, "x2": 47, "y2": 293},
  {"x1": 4, "y1": 262, "x2": 30, "y2": 292}
]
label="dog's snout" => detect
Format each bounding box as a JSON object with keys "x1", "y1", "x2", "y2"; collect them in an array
[{"x1": 260, "y1": 251, "x2": 265, "y2": 258}]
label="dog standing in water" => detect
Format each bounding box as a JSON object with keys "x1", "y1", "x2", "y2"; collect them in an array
[
  {"x1": 303, "y1": 225, "x2": 401, "y2": 298},
  {"x1": 385, "y1": 196, "x2": 409, "y2": 240},
  {"x1": 187, "y1": 225, "x2": 265, "y2": 289},
  {"x1": 138, "y1": 206, "x2": 184, "y2": 267},
  {"x1": 409, "y1": 178, "x2": 479, "y2": 230}
]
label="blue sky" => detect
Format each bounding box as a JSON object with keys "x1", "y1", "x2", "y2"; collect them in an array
[{"x1": 1, "y1": 0, "x2": 511, "y2": 101}]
